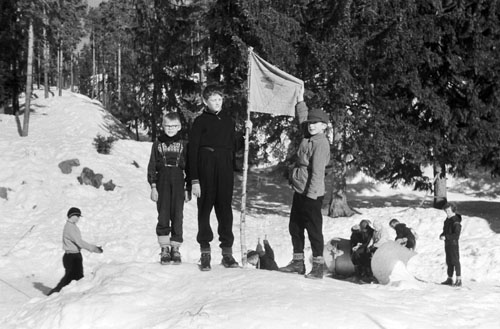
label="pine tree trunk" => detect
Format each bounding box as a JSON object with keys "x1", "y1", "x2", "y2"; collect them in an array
[
  {"x1": 433, "y1": 163, "x2": 447, "y2": 209},
  {"x1": 22, "y1": 22, "x2": 34, "y2": 137},
  {"x1": 118, "y1": 43, "x2": 121, "y2": 104},
  {"x1": 328, "y1": 161, "x2": 356, "y2": 217}
]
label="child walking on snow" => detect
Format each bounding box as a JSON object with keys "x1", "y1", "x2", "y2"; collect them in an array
[
  {"x1": 440, "y1": 202, "x2": 462, "y2": 287},
  {"x1": 48, "y1": 207, "x2": 103, "y2": 295},
  {"x1": 147, "y1": 112, "x2": 191, "y2": 265}
]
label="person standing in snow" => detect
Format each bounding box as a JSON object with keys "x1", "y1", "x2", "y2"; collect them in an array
[
  {"x1": 148, "y1": 112, "x2": 191, "y2": 265},
  {"x1": 48, "y1": 207, "x2": 103, "y2": 295},
  {"x1": 247, "y1": 238, "x2": 279, "y2": 271},
  {"x1": 440, "y1": 202, "x2": 462, "y2": 287},
  {"x1": 188, "y1": 84, "x2": 246, "y2": 271},
  {"x1": 389, "y1": 218, "x2": 417, "y2": 251},
  {"x1": 280, "y1": 87, "x2": 331, "y2": 279}
]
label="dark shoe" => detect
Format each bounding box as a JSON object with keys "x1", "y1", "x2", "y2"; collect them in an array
[
  {"x1": 454, "y1": 279, "x2": 462, "y2": 287},
  {"x1": 279, "y1": 259, "x2": 305, "y2": 275},
  {"x1": 221, "y1": 254, "x2": 239, "y2": 268},
  {"x1": 200, "y1": 252, "x2": 211, "y2": 271},
  {"x1": 305, "y1": 257, "x2": 324, "y2": 279},
  {"x1": 441, "y1": 278, "x2": 453, "y2": 285},
  {"x1": 160, "y1": 247, "x2": 171, "y2": 265},
  {"x1": 171, "y1": 246, "x2": 181, "y2": 265}
]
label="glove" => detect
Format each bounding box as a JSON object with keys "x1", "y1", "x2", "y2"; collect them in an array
[
  {"x1": 192, "y1": 183, "x2": 201, "y2": 198},
  {"x1": 150, "y1": 186, "x2": 158, "y2": 202},
  {"x1": 95, "y1": 246, "x2": 103, "y2": 253}
]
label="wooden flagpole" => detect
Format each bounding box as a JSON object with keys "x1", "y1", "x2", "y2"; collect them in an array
[{"x1": 240, "y1": 47, "x2": 253, "y2": 266}]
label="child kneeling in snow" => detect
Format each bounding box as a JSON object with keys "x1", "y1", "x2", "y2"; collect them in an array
[
  {"x1": 247, "y1": 239, "x2": 279, "y2": 271},
  {"x1": 389, "y1": 218, "x2": 417, "y2": 251},
  {"x1": 48, "y1": 207, "x2": 103, "y2": 295}
]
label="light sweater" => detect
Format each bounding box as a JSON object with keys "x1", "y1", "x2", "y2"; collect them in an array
[{"x1": 62, "y1": 220, "x2": 97, "y2": 253}]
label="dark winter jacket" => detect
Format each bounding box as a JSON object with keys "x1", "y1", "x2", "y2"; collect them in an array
[
  {"x1": 147, "y1": 133, "x2": 190, "y2": 189},
  {"x1": 187, "y1": 109, "x2": 239, "y2": 184},
  {"x1": 259, "y1": 241, "x2": 279, "y2": 271},
  {"x1": 440, "y1": 214, "x2": 462, "y2": 245},
  {"x1": 394, "y1": 223, "x2": 416, "y2": 250}
]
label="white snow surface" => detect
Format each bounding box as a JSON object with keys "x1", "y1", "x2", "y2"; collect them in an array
[{"x1": 1, "y1": 89, "x2": 500, "y2": 329}]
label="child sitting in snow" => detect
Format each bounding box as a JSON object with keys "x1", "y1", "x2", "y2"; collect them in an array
[
  {"x1": 440, "y1": 202, "x2": 462, "y2": 287},
  {"x1": 247, "y1": 238, "x2": 279, "y2": 271},
  {"x1": 48, "y1": 207, "x2": 103, "y2": 295},
  {"x1": 389, "y1": 218, "x2": 417, "y2": 251},
  {"x1": 350, "y1": 219, "x2": 374, "y2": 278},
  {"x1": 147, "y1": 112, "x2": 191, "y2": 265}
]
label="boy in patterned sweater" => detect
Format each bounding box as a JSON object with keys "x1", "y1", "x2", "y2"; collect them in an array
[{"x1": 148, "y1": 112, "x2": 190, "y2": 265}]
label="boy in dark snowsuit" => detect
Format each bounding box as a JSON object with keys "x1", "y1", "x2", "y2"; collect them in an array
[
  {"x1": 188, "y1": 84, "x2": 244, "y2": 271},
  {"x1": 440, "y1": 202, "x2": 462, "y2": 287},
  {"x1": 247, "y1": 239, "x2": 279, "y2": 271},
  {"x1": 48, "y1": 207, "x2": 103, "y2": 295},
  {"x1": 148, "y1": 112, "x2": 190, "y2": 265},
  {"x1": 280, "y1": 87, "x2": 331, "y2": 279},
  {"x1": 389, "y1": 218, "x2": 416, "y2": 250}
]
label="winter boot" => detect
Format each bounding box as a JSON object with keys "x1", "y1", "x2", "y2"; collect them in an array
[
  {"x1": 221, "y1": 254, "x2": 239, "y2": 268},
  {"x1": 454, "y1": 278, "x2": 462, "y2": 287},
  {"x1": 200, "y1": 252, "x2": 211, "y2": 271},
  {"x1": 171, "y1": 245, "x2": 182, "y2": 265},
  {"x1": 305, "y1": 256, "x2": 324, "y2": 279},
  {"x1": 160, "y1": 247, "x2": 171, "y2": 265},
  {"x1": 279, "y1": 253, "x2": 305, "y2": 275},
  {"x1": 441, "y1": 278, "x2": 453, "y2": 285}
]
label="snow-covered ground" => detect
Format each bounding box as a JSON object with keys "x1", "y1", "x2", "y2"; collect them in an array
[{"x1": 1, "y1": 89, "x2": 499, "y2": 329}]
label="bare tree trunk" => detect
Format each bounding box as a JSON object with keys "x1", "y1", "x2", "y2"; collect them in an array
[
  {"x1": 117, "y1": 43, "x2": 121, "y2": 104},
  {"x1": 328, "y1": 160, "x2": 356, "y2": 217},
  {"x1": 70, "y1": 53, "x2": 74, "y2": 92},
  {"x1": 433, "y1": 163, "x2": 447, "y2": 209},
  {"x1": 23, "y1": 22, "x2": 34, "y2": 137},
  {"x1": 57, "y1": 41, "x2": 62, "y2": 96},
  {"x1": 43, "y1": 9, "x2": 49, "y2": 99},
  {"x1": 92, "y1": 34, "x2": 96, "y2": 99}
]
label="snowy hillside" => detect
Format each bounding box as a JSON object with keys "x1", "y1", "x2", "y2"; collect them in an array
[{"x1": 1, "y1": 89, "x2": 499, "y2": 329}]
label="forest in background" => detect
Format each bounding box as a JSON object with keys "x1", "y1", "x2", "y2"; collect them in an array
[{"x1": 1, "y1": 0, "x2": 500, "y2": 216}]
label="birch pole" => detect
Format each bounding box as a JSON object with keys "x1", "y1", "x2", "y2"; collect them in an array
[{"x1": 240, "y1": 47, "x2": 254, "y2": 266}]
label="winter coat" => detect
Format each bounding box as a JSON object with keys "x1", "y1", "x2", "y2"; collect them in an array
[
  {"x1": 394, "y1": 223, "x2": 416, "y2": 249},
  {"x1": 259, "y1": 241, "x2": 279, "y2": 271},
  {"x1": 147, "y1": 133, "x2": 189, "y2": 189},
  {"x1": 440, "y1": 214, "x2": 462, "y2": 245},
  {"x1": 290, "y1": 103, "x2": 330, "y2": 200}
]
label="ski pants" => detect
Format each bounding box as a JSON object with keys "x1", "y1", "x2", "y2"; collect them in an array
[
  {"x1": 156, "y1": 166, "x2": 185, "y2": 243},
  {"x1": 196, "y1": 147, "x2": 234, "y2": 252},
  {"x1": 289, "y1": 192, "x2": 324, "y2": 257},
  {"x1": 50, "y1": 252, "x2": 83, "y2": 294},
  {"x1": 445, "y1": 242, "x2": 461, "y2": 277}
]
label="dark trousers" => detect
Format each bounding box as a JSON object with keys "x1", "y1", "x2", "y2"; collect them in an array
[
  {"x1": 289, "y1": 192, "x2": 324, "y2": 257},
  {"x1": 156, "y1": 167, "x2": 185, "y2": 243},
  {"x1": 445, "y1": 243, "x2": 461, "y2": 277},
  {"x1": 49, "y1": 253, "x2": 83, "y2": 294},
  {"x1": 197, "y1": 148, "x2": 234, "y2": 251}
]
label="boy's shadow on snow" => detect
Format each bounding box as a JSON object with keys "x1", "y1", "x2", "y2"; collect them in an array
[{"x1": 33, "y1": 282, "x2": 51, "y2": 295}]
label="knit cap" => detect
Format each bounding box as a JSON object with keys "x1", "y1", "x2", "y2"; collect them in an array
[{"x1": 67, "y1": 207, "x2": 82, "y2": 218}]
